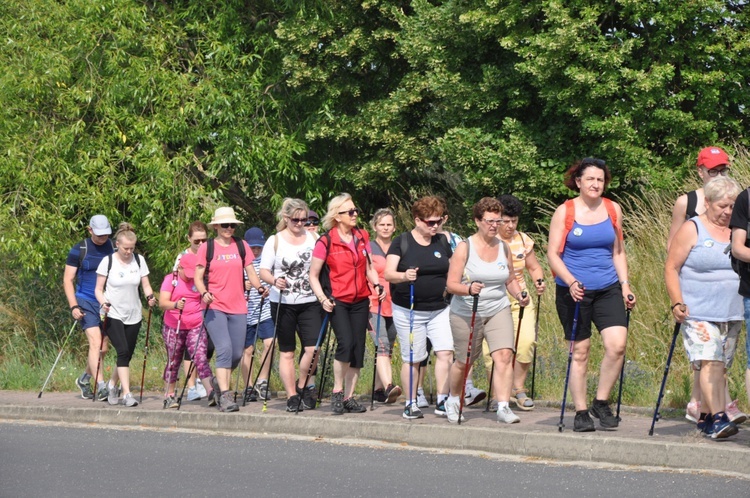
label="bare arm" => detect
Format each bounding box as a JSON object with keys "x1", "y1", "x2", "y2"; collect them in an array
[
  {"x1": 523, "y1": 250, "x2": 546, "y2": 295},
  {"x1": 546, "y1": 203, "x2": 584, "y2": 301},
  {"x1": 611, "y1": 202, "x2": 635, "y2": 308},
  {"x1": 664, "y1": 221, "x2": 697, "y2": 323},
  {"x1": 385, "y1": 253, "x2": 418, "y2": 284},
  {"x1": 666, "y1": 194, "x2": 688, "y2": 252},
  {"x1": 140, "y1": 276, "x2": 156, "y2": 307},
  {"x1": 446, "y1": 241, "x2": 482, "y2": 296},
  {"x1": 63, "y1": 265, "x2": 84, "y2": 320},
  {"x1": 732, "y1": 228, "x2": 750, "y2": 263},
  {"x1": 94, "y1": 274, "x2": 109, "y2": 314}
]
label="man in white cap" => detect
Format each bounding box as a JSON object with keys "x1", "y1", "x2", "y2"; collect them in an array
[{"x1": 63, "y1": 214, "x2": 116, "y2": 400}]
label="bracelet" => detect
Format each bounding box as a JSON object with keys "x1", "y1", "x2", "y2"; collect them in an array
[
  {"x1": 201, "y1": 292, "x2": 208, "y2": 298},
  {"x1": 317, "y1": 295, "x2": 327, "y2": 303},
  {"x1": 70, "y1": 305, "x2": 82, "y2": 312},
  {"x1": 620, "y1": 280, "x2": 630, "y2": 286},
  {"x1": 146, "y1": 294, "x2": 155, "y2": 301},
  {"x1": 571, "y1": 280, "x2": 582, "y2": 289},
  {"x1": 173, "y1": 301, "x2": 178, "y2": 309},
  {"x1": 671, "y1": 302, "x2": 683, "y2": 311}
]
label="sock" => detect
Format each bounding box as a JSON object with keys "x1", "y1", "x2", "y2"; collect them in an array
[
  {"x1": 448, "y1": 395, "x2": 460, "y2": 405},
  {"x1": 497, "y1": 401, "x2": 509, "y2": 410},
  {"x1": 417, "y1": 387, "x2": 425, "y2": 395},
  {"x1": 98, "y1": 381, "x2": 106, "y2": 389},
  {"x1": 437, "y1": 394, "x2": 448, "y2": 405},
  {"x1": 465, "y1": 378, "x2": 474, "y2": 389},
  {"x1": 406, "y1": 399, "x2": 416, "y2": 407},
  {"x1": 107, "y1": 381, "x2": 115, "y2": 390},
  {"x1": 81, "y1": 372, "x2": 91, "y2": 382},
  {"x1": 576, "y1": 409, "x2": 589, "y2": 416}
]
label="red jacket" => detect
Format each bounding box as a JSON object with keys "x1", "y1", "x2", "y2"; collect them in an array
[{"x1": 319, "y1": 228, "x2": 371, "y2": 304}]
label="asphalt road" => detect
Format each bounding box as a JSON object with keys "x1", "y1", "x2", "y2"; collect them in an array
[{"x1": 0, "y1": 421, "x2": 745, "y2": 498}]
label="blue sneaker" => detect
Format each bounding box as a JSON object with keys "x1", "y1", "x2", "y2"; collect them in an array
[
  {"x1": 434, "y1": 399, "x2": 446, "y2": 417},
  {"x1": 710, "y1": 413, "x2": 738, "y2": 440}
]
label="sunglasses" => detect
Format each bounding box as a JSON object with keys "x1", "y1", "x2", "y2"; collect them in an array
[
  {"x1": 288, "y1": 217, "x2": 307, "y2": 225},
  {"x1": 420, "y1": 218, "x2": 443, "y2": 227},
  {"x1": 305, "y1": 219, "x2": 321, "y2": 227},
  {"x1": 191, "y1": 238, "x2": 207, "y2": 244},
  {"x1": 220, "y1": 223, "x2": 238, "y2": 229},
  {"x1": 337, "y1": 208, "x2": 359, "y2": 217}
]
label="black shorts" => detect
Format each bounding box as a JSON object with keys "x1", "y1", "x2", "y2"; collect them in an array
[
  {"x1": 555, "y1": 283, "x2": 627, "y2": 341},
  {"x1": 271, "y1": 301, "x2": 325, "y2": 353}
]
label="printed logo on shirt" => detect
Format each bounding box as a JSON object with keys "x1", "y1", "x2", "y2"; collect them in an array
[
  {"x1": 573, "y1": 227, "x2": 583, "y2": 237},
  {"x1": 217, "y1": 254, "x2": 239, "y2": 262}
]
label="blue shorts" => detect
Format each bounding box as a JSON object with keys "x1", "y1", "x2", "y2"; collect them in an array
[
  {"x1": 78, "y1": 297, "x2": 107, "y2": 335},
  {"x1": 245, "y1": 318, "x2": 274, "y2": 347}
]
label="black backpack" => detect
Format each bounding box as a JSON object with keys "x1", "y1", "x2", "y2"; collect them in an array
[
  {"x1": 204, "y1": 236, "x2": 247, "y2": 293},
  {"x1": 76, "y1": 238, "x2": 116, "y2": 275},
  {"x1": 102, "y1": 253, "x2": 142, "y2": 293},
  {"x1": 730, "y1": 188, "x2": 750, "y2": 277}
]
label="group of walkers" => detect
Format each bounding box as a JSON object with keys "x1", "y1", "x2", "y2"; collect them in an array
[{"x1": 61, "y1": 147, "x2": 748, "y2": 439}]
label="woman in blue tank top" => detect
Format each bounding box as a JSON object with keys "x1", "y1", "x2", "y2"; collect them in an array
[
  {"x1": 665, "y1": 176, "x2": 743, "y2": 440},
  {"x1": 547, "y1": 158, "x2": 636, "y2": 433}
]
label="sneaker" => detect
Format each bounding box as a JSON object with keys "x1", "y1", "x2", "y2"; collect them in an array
[
  {"x1": 574, "y1": 410, "x2": 595, "y2": 432},
  {"x1": 163, "y1": 396, "x2": 178, "y2": 409},
  {"x1": 698, "y1": 413, "x2": 713, "y2": 436},
  {"x1": 107, "y1": 385, "x2": 119, "y2": 405},
  {"x1": 301, "y1": 385, "x2": 316, "y2": 410},
  {"x1": 96, "y1": 385, "x2": 109, "y2": 402},
  {"x1": 711, "y1": 413, "x2": 738, "y2": 439},
  {"x1": 195, "y1": 379, "x2": 207, "y2": 398},
  {"x1": 243, "y1": 387, "x2": 257, "y2": 403},
  {"x1": 219, "y1": 391, "x2": 239, "y2": 412},
  {"x1": 123, "y1": 392, "x2": 138, "y2": 407},
  {"x1": 464, "y1": 387, "x2": 486, "y2": 407},
  {"x1": 726, "y1": 400, "x2": 747, "y2": 425},
  {"x1": 589, "y1": 399, "x2": 618, "y2": 429},
  {"x1": 416, "y1": 392, "x2": 429, "y2": 408},
  {"x1": 208, "y1": 377, "x2": 220, "y2": 407},
  {"x1": 343, "y1": 396, "x2": 367, "y2": 413},
  {"x1": 403, "y1": 403, "x2": 424, "y2": 420},
  {"x1": 76, "y1": 375, "x2": 94, "y2": 399},
  {"x1": 286, "y1": 394, "x2": 304, "y2": 412},
  {"x1": 331, "y1": 391, "x2": 345, "y2": 415},
  {"x1": 685, "y1": 400, "x2": 701, "y2": 423},
  {"x1": 372, "y1": 389, "x2": 387, "y2": 403},
  {"x1": 385, "y1": 384, "x2": 402, "y2": 404},
  {"x1": 254, "y1": 380, "x2": 270, "y2": 401},
  {"x1": 496, "y1": 405, "x2": 521, "y2": 424},
  {"x1": 489, "y1": 399, "x2": 499, "y2": 412},
  {"x1": 511, "y1": 388, "x2": 535, "y2": 411},
  {"x1": 434, "y1": 400, "x2": 446, "y2": 417},
  {"x1": 445, "y1": 398, "x2": 465, "y2": 424},
  {"x1": 187, "y1": 386, "x2": 202, "y2": 401}
]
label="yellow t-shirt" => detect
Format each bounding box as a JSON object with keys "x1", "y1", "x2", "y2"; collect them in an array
[{"x1": 502, "y1": 231, "x2": 535, "y2": 293}]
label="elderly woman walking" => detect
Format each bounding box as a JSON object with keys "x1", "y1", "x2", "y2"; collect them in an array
[{"x1": 666, "y1": 176, "x2": 743, "y2": 439}]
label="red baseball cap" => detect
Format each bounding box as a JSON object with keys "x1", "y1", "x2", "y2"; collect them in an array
[{"x1": 696, "y1": 146, "x2": 730, "y2": 169}]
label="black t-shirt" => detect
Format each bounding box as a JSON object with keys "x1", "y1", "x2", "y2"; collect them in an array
[
  {"x1": 388, "y1": 232, "x2": 452, "y2": 311},
  {"x1": 729, "y1": 188, "x2": 750, "y2": 297}
]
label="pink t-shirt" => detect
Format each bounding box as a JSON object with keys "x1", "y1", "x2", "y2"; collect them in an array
[
  {"x1": 160, "y1": 275, "x2": 204, "y2": 329},
  {"x1": 196, "y1": 239, "x2": 255, "y2": 314}
]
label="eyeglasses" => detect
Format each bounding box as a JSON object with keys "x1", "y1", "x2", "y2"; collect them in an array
[
  {"x1": 288, "y1": 217, "x2": 307, "y2": 225},
  {"x1": 338, "y1": 208, "x2": 359, "y2": 217},
  {"x1": 191, "y1": 238, "x2": 207, "y2": 244},
  {"x1": 581, "y1": 157, "x2": 606, "y2": 167},
  {"x1": 482, "y1": 219, "x2": 503, "y2": 226},
  {"x1": 220, "y1": 223, "x2": 238, "y2": 229},
  {"x1": 420, "y1": 218, "x2": 443, "y2": 227},
  {"x1": 707, "y1": 167, "x2": 730, "y2": 177},
  {"x1": 499, "y1": 218, "x2": 518, "y2": 226},
  {"x1": 305, "y1": 219, "x2": 320, "y2": 227}
]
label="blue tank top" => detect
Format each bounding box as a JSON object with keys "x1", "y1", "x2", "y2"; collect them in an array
[
  {"x1": 680, "y1": 217, "x2": 742, "y2": 321},
  {"x1": 554, "y1": 219, "x2": 618, "y2": 291}
]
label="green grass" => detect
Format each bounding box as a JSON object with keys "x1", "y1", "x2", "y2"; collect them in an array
[{"x1": 4, "y1": 147, "x2": 750, "y2": 412}]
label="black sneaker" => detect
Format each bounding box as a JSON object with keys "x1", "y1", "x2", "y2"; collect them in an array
[
  {"x1": 343, "y1": 396, "x2": 367, "y2": 413},
  {"x1": 698, "y1": 413, "x2": 713, "y2": 436},
  {"x1": 590, "y1": 399, "x2": 618, "y2": 429},
  {"x1": 403, "y1": 403, "x2": 424, "y2": 420},
  {"x1": 385, "y1": 384, "x2": 402, "y2": 404},
  {"x1": 243, "y1": 387, "x2": 257, "y2": 403},
  {"x1": 331, "y1": 391, "x2": 345, "y2": 415},
  {"x1": 96, "y1": 385, "x2": 109, "y2": 402},
  {"x1": 219, "y1": 391, "x2": 239, "y2": 412},
  {"x1": 301, "y1": 385, "x2": 316, "y2": 410},
  {"x1": 76, "y1": 375, "x2": 94, "y2": 399},
  {"x1": 208, "y1": 377, "x2": 220, "y2": 407},
  {"x1": 372, "y1": 389, "x2": 387, "y2": 403},
  {"x1": 287, "y1": 394, "x2": 304, "y2": 412},
  {"x1": 254, "y1": 380, "x2": 270, "y2": 401},
  {"x1": 574, "y1": 410, "x2": 596, "y2": 432}
]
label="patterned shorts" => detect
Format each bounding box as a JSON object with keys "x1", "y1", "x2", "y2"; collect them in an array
[{"x1": 680, "y1": 319, "x2": 741, "y2": 369}]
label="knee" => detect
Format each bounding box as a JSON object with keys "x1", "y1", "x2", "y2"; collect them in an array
[{"x1": 496, "y1": 349, "x2": 513, "y2": 365}]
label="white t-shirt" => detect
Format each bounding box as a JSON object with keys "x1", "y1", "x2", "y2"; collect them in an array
[
  {"x1": 97, "y1": 254, "x2": 150, "y2": 324},
  {"x1": 259, "y1": 232, "x2": 316, "y2": 305}
]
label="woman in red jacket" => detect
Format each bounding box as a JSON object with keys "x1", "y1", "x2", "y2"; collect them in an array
[{"x1": 309, "y1": 193, "x2": 384, "y2": 415}]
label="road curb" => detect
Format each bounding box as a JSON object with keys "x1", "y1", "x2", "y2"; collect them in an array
[{"x1": 2, "y1": 403, "x2": 748, "y2": 476}]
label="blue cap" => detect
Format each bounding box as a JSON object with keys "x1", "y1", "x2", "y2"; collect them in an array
[{"x1": 244, "y1": 227, "x2": 265, "y2": 248}]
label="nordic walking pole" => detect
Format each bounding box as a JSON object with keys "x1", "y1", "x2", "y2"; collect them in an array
[
  {"x1": 558, "y1": 298, "x2": 581, "y2": 432},
  {"x1": 93, "y1": 305, "x2": 109, "y2": 403},
  {"x1": 511, "y1": 291, "x2": 528, "y2": 368},
  {"x1": 458, "y1": 285, "x2": 480, "y2": 425},
  {"x1": 177, "y1": 307, "x2": 210, "y2": 410},
  {"x1": 317, "y1": 322, "x2": 335, "y2": 406},
  {"x1": 163, "y1": 306, "x2": 183, "y2": 406},
  {"x1": 408, "y1": 279, "x2": 416, "y2": 412},
  {"x1": 296, "y1": 313, "x2": 330, "y2": 413},
  {"x1": 530, "y1": 279, "x2": 543, "y2": 400},
  {"x1": 615, "y1": 294, "x2": 635, "y2": 422},
  {"x1": 241, "y1": 297, "x2": 265, "y2": 407},
  {"x1": 38, "y1": 321, "x2": 78, "y2": 398},
  {"x1": 261, "y1": 294, "x2": 284, "y2": 413},
  {"x1": 484, "y1": 360, "x2": 494, "y2": 412},
  {"x1": 139, "y1": 306, "x2": 153, "y2": 404},
  {"x1": 649, "y1": 311, "x2": 683, "y2": 436},
  {"x1": 370, "y1": 302, "x2": 382, "y2": 410}
]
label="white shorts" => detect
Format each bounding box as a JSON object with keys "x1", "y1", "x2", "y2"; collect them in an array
[
  {"x1": 392, "y1": 304, "x2": 453, "y2": 363},
  {"x1": 680, "y1": 319, "x2": 741, "y2": 369}
]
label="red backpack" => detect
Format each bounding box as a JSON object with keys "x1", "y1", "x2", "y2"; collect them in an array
[{"x1": 557, "y1": 198, "x2": 622, "y2": 255}]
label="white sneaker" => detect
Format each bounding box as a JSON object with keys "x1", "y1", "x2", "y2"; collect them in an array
[
  {"x1": 123, "y1": 392, "x2": 139, "y2": 407},
  {"x1": 726, "y1": 399, "x2": 748, "y2": 424},
  {"x1": 196, "y1": 379, "x2": 207, "y2": 398},
  {"x1": 107, "y1": 384, "x2": 119, "y2": 405},
  {"x1": 187, "y1": 386, "x2": 201, "y2": 401},
  {"x1": 416, "y1": 392, "x2": 429, "y2": 408},
  {"x1": 445, "y1": 399, "x2": 464, "y2": 424},
  {"x1": 497, "y1": 405, "x2": 520, "y2": 424},
  {"x1": 465, "y1": 386, "x2": 486, "y2": 406}
]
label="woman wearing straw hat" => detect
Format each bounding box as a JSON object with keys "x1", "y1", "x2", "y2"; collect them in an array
[{"x1": 194, "y1": 207, "x2": 267, "y2": 412}]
